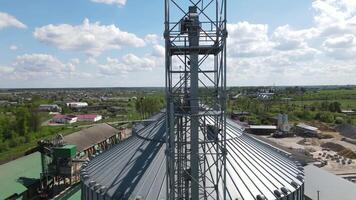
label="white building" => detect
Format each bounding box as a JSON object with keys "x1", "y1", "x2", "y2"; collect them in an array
[
  {"x1": 66, "y1": 102, "x2": 88, "y2": 109},
  {"x1": 77, "y1": 114, "x2": 102, "y2": 122},
  {"x1": 39, "y1": 104, "x2": 62, "y2": 112},
  {"x1": 52, "y1": 115, "x2": 78, "y2": 124}
]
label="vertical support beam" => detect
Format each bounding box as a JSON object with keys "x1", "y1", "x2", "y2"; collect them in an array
[{"x1": 187, "y1": 6, "x2": 200, "y2": 200}]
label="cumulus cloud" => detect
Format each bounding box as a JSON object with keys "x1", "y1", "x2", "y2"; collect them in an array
[
  {"x1": 0, "y1": 66, "x2": 14, "y2": 75},
  {"x1": 98, "y1": 44, "x2": 164, "y2": 76},
  {"x1": 272, "y1": 25, "x2": 319, "y2": 51},
  {"x1": 228, "y1": 22, "x2": 274, "y2": 57},
  {"x1": 90, "y1": 0, "x2": 127, "y2": 6},
  {"x1": 9, "y1": 45, "x2": 18, "y2": 51},
  {"x1": 85, "y1": 57, "x2": 98, "y2": 65},
  {"x1": 145, "y1": 34, "x2": 161, "y2": 44},
  {"x1": 223, "y1": 0, "x2": 356, "y2": 86},
  {"x1": 322, "y1": 34, "x2": 356, "y2": 59},
  {"x1": 34, "y1": 19, "x2": 145, "y2": 56},
  {"x1": 99, "y1": 53, "x2": 162, "y2": 75},
  {"x1": 9, "y1": 54, "x2": 78, "y2": 80},
  {"x1": 151, "y1": 45, "x2": 165, "y2": 57},
  {"x1": 0, "y1": 12, "x2": 27, "y2": 29}
]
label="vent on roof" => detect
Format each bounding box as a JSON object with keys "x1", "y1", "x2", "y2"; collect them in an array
[
  {"x1": 89, "y1": 181, "x2": 96, "y2": 187},
  {"x1": 100, "y1": 186, "x2": 107, "y2": 194},
  {"x1": 274, "y1": 190, "x2": 282, "y2": 197},
  {"x1": 135, "y1": 196, "x2": 143, "y2": 200},
  {"x1": 94, "y1": 184, "x2": 101, "y2": 190},
  {"x1": 297, "y1": 175, "x2": 304, "y2": 181},
  {"x1": 256, "y1": 194, "x2": 267, "y2": 200},
  {"x1": 281, "y1": 187, "x2": 290, "y2": 194},
  {"x1": 291, "y1": 181, "x2": 299, "y2": 188}
]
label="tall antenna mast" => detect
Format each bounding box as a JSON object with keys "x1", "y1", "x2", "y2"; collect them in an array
[{"x1": 165, "y1": 0, "x2": 227, "y2": 199}]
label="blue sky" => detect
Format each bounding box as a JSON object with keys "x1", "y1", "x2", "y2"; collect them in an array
[{"x1": 0, "y1": 0, "x2": 356, "y2": 88}]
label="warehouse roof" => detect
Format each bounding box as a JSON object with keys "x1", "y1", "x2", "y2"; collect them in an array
[
  {"x1": 0, "y1": 152, "x2": 42, "y2": 199},
  {"x1": 304, "y1": 165, "x2": 356, "y2": 200},
  {"x1": 296, "y1": 123, "x2": 318, "y2": 131},
  {"x1": 64, "y1": 123, "x2": 118, "y2": 152},
  {"x1": 249, "y1": 125, "x2": 277, "y2": 129}
]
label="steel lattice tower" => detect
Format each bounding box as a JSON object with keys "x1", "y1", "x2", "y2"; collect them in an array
[{"x1": 165, "y1": 0, "x2": 227, "y2": 199}]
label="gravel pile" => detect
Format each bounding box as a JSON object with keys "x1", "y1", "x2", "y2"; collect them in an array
[
  {"x1": 321, "y1": 142, "x2": 346, "y2": 152},
  {"x1": 335, "y1": 124, "x2": 356, "y2": 139}
]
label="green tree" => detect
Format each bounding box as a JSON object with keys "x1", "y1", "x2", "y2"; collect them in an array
[{"x1": 15, "y1": 107, "x2": 30, "y2": 136}]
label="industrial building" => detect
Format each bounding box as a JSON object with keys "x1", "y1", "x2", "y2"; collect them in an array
[
  {"x1": 77, "y1": 114, "x2": 102, "y2": 122},
  {"x1": 38, "y1": 104, "x2": 62, "y2": 112},
  {"x1": 80, "y1": 112, "x2": 305, "y2": 200},
  {"x1": 52, "y1": 114, "x2": 78, "y2": 124},
  {"x1": 64, "y1": 123, "x2": 122, "y2": 157},
  {"x1": 295, "y1": 123, "x2": 320, "y2": 137},
  {"x1": 247, "y1": 125, "x2": 277, "y2": 135},
  {"x1": 52, "y1": 114, "x2": 102, "y2": 124},
  {"x1": 66, "y1": 102, "x2": 89, "y2": 109},
  {"x1": 0, "y1": 123, "x2": 125, "y2": 200}
]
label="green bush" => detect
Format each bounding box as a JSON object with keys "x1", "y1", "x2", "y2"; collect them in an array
[
  {"x1": 315, "y1": 112, "x2": 334, "y2": 123},
  {"x1": 335, "y1": 117, "x2": 345, "y2": 124}
]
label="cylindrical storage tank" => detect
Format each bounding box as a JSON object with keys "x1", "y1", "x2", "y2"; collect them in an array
[{"x1": 81, "y1": 113, "x2": 304, "y2": 200}]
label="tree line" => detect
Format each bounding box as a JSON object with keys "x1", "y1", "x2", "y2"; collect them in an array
[{"x1": 0, "y1": 105, "x2": 41, "y2": 153}]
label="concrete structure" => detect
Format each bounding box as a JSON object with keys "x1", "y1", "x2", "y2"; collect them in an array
[
  {"x1": 304, "y1": 165, "x2": 356, "y2": 200},
  {"x1": 52, "y1": 114, "x2": 78, "y2": 124},
  {"x1": 277, "y1": 114, "x2": 291, "y2": 132},
  {"x1": 77, "y1": 114, "x2": 102, "y2": 122},
  {"x1": 81, "y1": 112, "x2": 305, "y2": 200},
  {"x1": 295, "y1": 123, "x2": 320, "y2": 137},
  {"x1": 38, "y1": 104, "x2": 62, "y2": 112}
]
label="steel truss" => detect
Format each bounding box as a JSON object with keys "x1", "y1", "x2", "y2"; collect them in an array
[{"x1": 165, "y1": 0, "x2": 227, "y2": 199}]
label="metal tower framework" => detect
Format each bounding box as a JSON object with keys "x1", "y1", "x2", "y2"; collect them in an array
[{"x1": 165, "y1": 0, "x2": 227, "y2": 199}]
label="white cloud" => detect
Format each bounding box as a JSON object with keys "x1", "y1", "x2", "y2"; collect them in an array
[
  {"x1": 272, "y1": 25, "x2": 319, "y2": 51},
  {"x1": 85, "y1": 57, "x2": 98, "y2": 65},
  {"x1": 151, "y1": 45, "x2": 165, "y2": 57},
  {"x1": 9, "y1": 45, "x2": 18, "y2": 51},
  {"x1": 34, "y1": 18, "x2": 145, "y2": 56},
  {"x1": 10, "y1": 54, "x2": 78, "y2": 80},
  {"x1": 145, "y1": 34, "x2": 161, "y2": 44},
  {"x1": 98, "y1": 41, "x2": 164, "y2": 76},
  {"x1": 90, "y1": 0, "x2": 127, "y2": 6},
  {"x1": 0, "y1": 66, "x2": 14, "y2": 75},
  {"x1": 99, "y1": 53, "x2": 162, "y2": 76},
  {"x1": 0, "y1": 12, "x2": 27, "y2": 29},
  {"x1": 227, "y1": 22, "x2": 274, "y2": 57},
  {"x1": 322, "y1": 34, "x2": 356, "y2": 59},
  {"x1": 223, "y1": 0, "x2": 356, "y2": 86}
]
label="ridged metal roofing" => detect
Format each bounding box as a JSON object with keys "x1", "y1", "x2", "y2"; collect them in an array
[
  {"x1": 64, "y1": 123, "x2": 118, "y2": 152},
  {"x1": 81, "y1": 112, "x2": 304, "y2": 200},
  {"x1": 0, "y1": 152, "x2": 42, "y2": 199}
]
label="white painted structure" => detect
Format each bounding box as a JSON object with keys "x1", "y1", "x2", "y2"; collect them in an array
[{"x1": 66, "y1": 102, "x2": 88, "y2": 108}]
